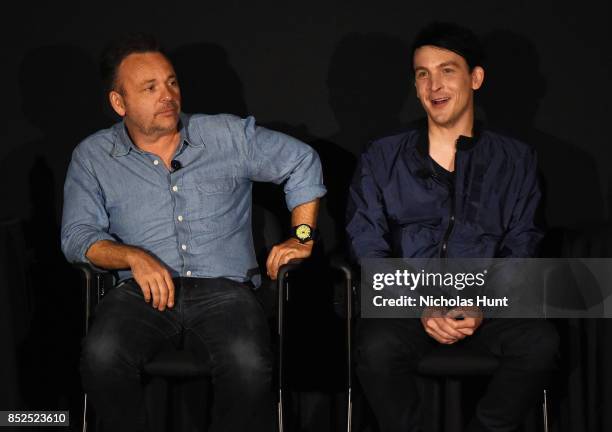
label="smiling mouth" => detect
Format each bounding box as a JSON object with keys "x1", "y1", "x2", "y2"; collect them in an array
[{"x1": 431, "y1": 97, "x2": 450, "y2": 106}]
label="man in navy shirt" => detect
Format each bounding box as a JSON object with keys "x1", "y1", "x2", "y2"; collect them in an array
[
  {"x1": 61, "y1": 34, "x2": 326, "y2": 432},
  {"x1": 346, "y1": 22, "x2": 558, "y2": 432}
]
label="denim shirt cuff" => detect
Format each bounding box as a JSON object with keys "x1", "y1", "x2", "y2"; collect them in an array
[
  {"x1": 77, "y1": 231, "x2": 117, "y2": 264},
  {"x1": 285, "y1": 184, "x2": 327, "y2": 211}
]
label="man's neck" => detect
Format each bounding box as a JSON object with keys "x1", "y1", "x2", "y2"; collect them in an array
[
  {"x1": 126, "y1": 124, "x2": 181, "y2": 168},
  {"x1": 427, "y1": 114, "x2": 474, "y2": 172},
  {"x1": 427, "y1": 116, "x2": 474, "y2": 150}
]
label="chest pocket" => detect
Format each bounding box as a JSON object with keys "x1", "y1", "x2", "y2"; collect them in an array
[{"x1": 186, "y1": 176, "x2": 239, "y2": 232}]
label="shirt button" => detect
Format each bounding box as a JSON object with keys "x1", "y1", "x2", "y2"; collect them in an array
[
  {"x1": 172, "y1": 185, "x2": 178, "y2": 192},
  {"x1": 153, "y1": 160, "x2": 159, "y2": 165},
  {"x1": 181, "y1": 244, "x2": 187, "y2": 250},
  {"x1": 186, "y1": 270, "x2": 192, "y2": 276},
  {"x1": 177, "y1": 215, "x2": 183, "y2": 222}
]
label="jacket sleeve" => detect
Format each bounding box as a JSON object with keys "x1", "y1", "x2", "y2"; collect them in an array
[
  {"x1": 346, "y1": 149, "x2": 392, "y2": 264},
  {"x1": 497, "y1": 147, "x2": 544, "y2": 258}
]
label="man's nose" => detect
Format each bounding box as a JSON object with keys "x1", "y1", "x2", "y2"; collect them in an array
[
  {"x1": 429, "y1": 72, "x2": 442, "y2": 92},
  {"x1": 160, "y1": 85, "x2": 175, "y2": 102}
]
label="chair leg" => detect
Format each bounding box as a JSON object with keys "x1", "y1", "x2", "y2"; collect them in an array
[
  {"x1": 423, "y1": 377, "x2": 442, "y2": 432},
  {"x1": 542, "y1": 389, "x2": 549, "y2": 432},
  {"x1": 278, "y1": 389, "x2": 284, "y2": 432},
  {"x1": 82, "y1": 393, "x2": 88, "y2": 432},
  {"x1": 347, "y1": 387, "x2": 352, "y2": 432},
  {"x1": 444, "y1": 378, "x2": 462, "y2": 432}
]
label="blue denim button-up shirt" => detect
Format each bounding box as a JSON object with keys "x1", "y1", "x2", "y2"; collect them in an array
[{"x1": 61, "y1": 113, "x2": 326, "y2": 284}]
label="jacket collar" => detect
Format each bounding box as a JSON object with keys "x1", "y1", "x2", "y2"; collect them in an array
[{"x1": 416, "y1": 119, "x2": 483, "y2": 158}]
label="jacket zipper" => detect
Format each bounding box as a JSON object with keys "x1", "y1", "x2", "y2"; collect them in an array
[
  {"x1": 433, "y1": 158, "x2": 456, "y2": 258},
  {"x1": 440, "y1": 195, "x2": 455, "y2": 258}
]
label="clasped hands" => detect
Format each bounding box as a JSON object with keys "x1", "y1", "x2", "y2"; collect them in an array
[{"x1": 420, "y1": 306, "x2": 483, "y2": 344}]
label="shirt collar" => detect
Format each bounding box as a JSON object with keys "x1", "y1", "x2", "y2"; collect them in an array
[{"x1": 111, "y1": 112, "x2": 200, "y2": 157}]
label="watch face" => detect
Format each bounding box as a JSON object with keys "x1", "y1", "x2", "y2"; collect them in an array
[{"x1": 296, "y1": 224, "x2": 312, "y2": 241}]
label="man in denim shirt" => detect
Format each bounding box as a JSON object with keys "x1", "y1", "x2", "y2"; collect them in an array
[{"x1": 61, "y1": 34, "x2": 326, "y2": 432}]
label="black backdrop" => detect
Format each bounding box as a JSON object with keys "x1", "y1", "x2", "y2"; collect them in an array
[{"x1": 1, "y1": 1, "x2": 611, "y2": 431}]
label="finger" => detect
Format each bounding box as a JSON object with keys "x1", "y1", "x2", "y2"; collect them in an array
[
  {"x1": 440, "y1": 319, "x2": 467, "y2": 339},
  {"x1": 266, "y1": 247, "x2": 279, "y2": 279},
  {"x1": 271, "y1": 248, "x2": 292, "y2": 280},
  {"x1": 164, "y1": 273, "x2": 175, "y2": 308},
  {"x1": 156, "y1": 275, "x2": 168, "y2": 311},
  {"x1": 425, "y1": 327, "x2": 455, "y2": 344},
  {"x1": 453, "y1": 317, "x2": 478, "y2": 330},
  {"x1": 148, "y1": 279, "x2": 160, "y2": 309},
  {"x1": 273, "y1": 247, "x2": 290, "y2": 273},
  {"x1": 438, "y1": 320, "x2": 465, "y2": 340},
  {"x1": 427, "y1": 319, "x2": 459, "y2": 342},
  {"x1": 138, "y1": 279, "x2": 152, "y2": 303},
  {"x1": 457, "y1": 327, "x2": 474, "y2": 336},
  {"x1": 277, "y1": 249, "x2": 296, "y2": 271}
]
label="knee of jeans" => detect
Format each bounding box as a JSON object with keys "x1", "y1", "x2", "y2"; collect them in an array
[
  {"x1": 224, "y1": 339, "x2": 272, "y2": 383},
  {"x1": 517, "y1": 322, "x2": 560, "y2": 370},
  {"x1": 80, "y1": 333, "x2": 130, "y2": 374},
  {"x1": 356, "y1": 325, "x2": 405, "y2": 372}
]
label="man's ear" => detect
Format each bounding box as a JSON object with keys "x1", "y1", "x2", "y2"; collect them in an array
[
  {"x1": 471, "y1": 66, "x2": 485, "y2": 91},
  {"x1": 109, "y1": 90, "x2": 126, "y2": 117}
]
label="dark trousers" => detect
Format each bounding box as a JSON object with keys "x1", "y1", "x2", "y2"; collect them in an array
[
  {"x1": 80, "y1": 277, "x2": 274, "y2": 432},
  {"x1": 356, "y1": 318, "x2": 559, "y2": 432}
]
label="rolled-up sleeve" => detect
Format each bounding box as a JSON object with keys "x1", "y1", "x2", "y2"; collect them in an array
[
  {"x1": 241, "y1": 116, "x2": 326, "y2": 211},
  {"x1": 61, "y1": 147, "x2": 115, "y2": 263}
]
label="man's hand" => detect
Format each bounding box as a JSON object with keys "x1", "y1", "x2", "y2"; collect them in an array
[
  {"x1": 445, "y1": 306, "x2": 483, "y2": 337},
  {"x1": 86, "y1": 240, "x2": 175, "y2": 311},
  {"x1": 420, "y1": 306, "x2": 471, "y2": 344},
  {"x1": 127, "y1": 248, "x2": 175, "y2": 311},
  {"x1": 266, "y1": 238, "x2": 313, "y2": 280}
]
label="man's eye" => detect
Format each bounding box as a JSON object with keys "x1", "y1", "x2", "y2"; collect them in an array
[
  {"x1": 416, "y1": 71, "x2": 428, "y2": 78},
  {"x1": 145, "y1": 86, "x2": 155, "y2": 92},
  {"x1": 169, "y1": 80, "x2": 178, "y2": 86},
  {"x1": 443, "y1": 68, "x2": 454, "y2": 74}
]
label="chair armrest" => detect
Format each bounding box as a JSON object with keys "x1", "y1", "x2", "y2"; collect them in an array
[
  {"x1": 73, "y1": 262, "x2": 114, "y2": 334},
  {"x1": 329, "y1": 254, "x2": 354, "y2": 283},
  {"x1": 276, "y1": 258, "x2": 305, "y2": 396},
  {"x1": 277, "y1": 258, "x2": 304, "y2": 329},
  {"x1": 329, "y1": 254, "x2": 356, "y2": 391},
  {"x1": 277, "y1": 259, "x2": 305, "y2": 288}
]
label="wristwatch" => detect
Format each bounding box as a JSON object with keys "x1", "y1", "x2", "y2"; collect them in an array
[{"x1": 292, "y1": 223, "x2": 318, "y2": 244}]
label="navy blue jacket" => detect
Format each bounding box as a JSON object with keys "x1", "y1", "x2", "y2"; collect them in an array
[{"x1": 346, "y1": 126, "x2": 543, "y2": 262}]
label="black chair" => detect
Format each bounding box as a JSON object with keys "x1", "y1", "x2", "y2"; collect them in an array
[
  {"x1": 75, "y1": 260, "x2": 304, "y2": 432},
  {"x1": 277, "y1": 259, "x2": 354, "y2": 432}
]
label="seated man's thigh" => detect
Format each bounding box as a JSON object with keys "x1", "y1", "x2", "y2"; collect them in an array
[
  {"x1": 356, "y1": 318, "x2": 435, "y2": 373},
  {"x1": 468, "y1": 319, "x2": 559, "y2": 370},
  {"x1": 82, "y1": 280, "x2": 182, "y2": 374},
  {"x1": 184, "y1": 278, "x2": 272, "y2": 381}
]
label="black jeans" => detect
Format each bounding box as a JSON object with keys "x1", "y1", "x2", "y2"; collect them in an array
[
  {"x1": 80, "y1": 277, "x2": 274, "y2": 432},
  {"x1": 356, "y1": 318, "x2": 559, "y2": 432}
]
